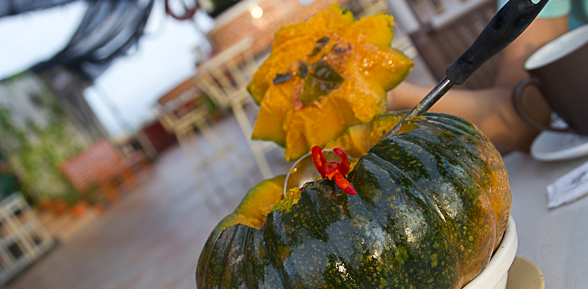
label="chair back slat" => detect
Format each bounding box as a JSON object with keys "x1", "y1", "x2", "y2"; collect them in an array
[
  {"x1": 193, "y1": 37, "x2": 258, "y2": 109},
  {"x1": 211, "y1": 67, "x2": 236, "y2": 97}
]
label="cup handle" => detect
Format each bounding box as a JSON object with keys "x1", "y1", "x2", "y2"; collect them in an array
[{"x1": 512, "y1": 77, "x2": 576, "y2": 133}]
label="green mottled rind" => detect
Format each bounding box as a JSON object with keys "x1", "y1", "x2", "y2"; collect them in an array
[
  {"x1": 196, "y1": 176, "x2": 287, "y2": 288},
  {"x1": 196, "y1": 112, "x2": 510, "y2": 289}
]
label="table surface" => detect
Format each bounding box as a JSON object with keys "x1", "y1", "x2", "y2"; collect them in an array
[{"x1": 503, "y1": 151, "x2": 588, "y2": 289}]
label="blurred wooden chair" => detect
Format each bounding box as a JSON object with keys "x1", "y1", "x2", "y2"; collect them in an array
[
  {"x1": 193, "y1": 37, "x2": 274, "y2": 180},
  {"x1": 356, "y1": 0, "x2": 390, "y2": 17},
  {"x1": 345, "y1": 0, "x2": 420, "y2": 62},
  {"x1": 60, "y1": 140, "x2": 150, "y2": 204},
  {"x1": 158, "y1": 104, "x2": 253, "y2": 202},
  {"x1": 406, "y1": 0, "x2": 500, "y2": 89}
]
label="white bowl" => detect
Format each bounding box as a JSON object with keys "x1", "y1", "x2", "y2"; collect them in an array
[{"x1": 463, "y1": 217, "x2": 518, "y2": 289}]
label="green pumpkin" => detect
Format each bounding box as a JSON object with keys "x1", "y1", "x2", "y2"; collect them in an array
[{"x1": 196, "y1": 112, "x2": 510, "y2": 288}]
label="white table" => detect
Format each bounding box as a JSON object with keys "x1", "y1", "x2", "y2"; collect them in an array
[{"x1": 503, "y1": 152, "x2": 588, "y2": 289}]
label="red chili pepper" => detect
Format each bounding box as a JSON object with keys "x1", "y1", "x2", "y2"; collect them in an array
[
  {"x1": 334, "y1": 172, "x2": 356, "y2": 195},
  {"x1": 311, "y1": 146, "x2": 327, "y2": 178},
  {"x1": 311, "y1": 146, "x2": 357, "y2": 195},
  {"x1": 333, "y1": 148, "x2": 350, "y2": 175}
]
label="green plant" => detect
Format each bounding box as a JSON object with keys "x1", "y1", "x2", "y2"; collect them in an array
[{"x1": 0, "y1": 87, "x2": 84, "y2": 205}]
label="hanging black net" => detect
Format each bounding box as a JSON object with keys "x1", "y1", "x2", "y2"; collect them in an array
[
  {"x1": 1, "y1": 0, "x2": 155, "y2": 81},
  {"x1": 1, "y1": 0, "x2": 248, "y2": 80},
  {"x1": 0, "y1": 0, "x2": 79, "y2": 17}
]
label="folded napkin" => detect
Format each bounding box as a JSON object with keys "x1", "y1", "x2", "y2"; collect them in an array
[{"x1": 547, "y1": 160, "x2": 588, "y2": 208}]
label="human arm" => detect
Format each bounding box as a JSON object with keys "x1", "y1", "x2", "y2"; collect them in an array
[{"x1": 388, "y1": 17, "x2": 569, "y2": 153}]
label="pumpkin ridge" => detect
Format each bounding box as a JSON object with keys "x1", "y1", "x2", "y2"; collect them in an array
[
  {"x1": 398, "y1": 118, "x2": 495, "y2": 184},
  {"x1": 297, "y1": 182, "x2": 337, "y2": 243},
  {"x1": 391, "y1": 133, "x2": 493, "y2": 218},
  {"x1": 404, "y1": 125, "x2": 497, "y2": 209},
  {"x1": 241, "y1": 227, "x2": 259, "y2": 288},
  {"x1": 414, "y1": 118, "x2": 480, "y2": 141},
  {"x1": 401, "y1": 127, "x2": 492, "y2": 187},
  {"x1": 302, "y1": 182, "x2": 364, "y2": 286},
  {"x1": 201, "y1": 232, "x2": 226, "y2": 287},
  {"x1": 196, "y1": 232, "x2": 214, "y2": 287},
  {"x1": 204, "y1": 225, "x2": 242, "y2": 287},
  {"x1": 220, "y1": 225, "x2": 246, "y2": 286},
  {"x1": 262, "y1": 211, "x2": 298, "y2": 288},
  {"x1": 400, "y1": 121, "x2": 507, "y2": 249},
  {"x1": 357, "y1": 153, "x2": 449, "y2": 225},
  {"x1": 244, "y1": 228, "x2": 285, "y2": 287},
  {"x1": 425, "y1": 112, "x2": 478, "y2": 131},
  {"x1": 394, "y1": 132, "x2": 496, "y2": 218},
  {"x1": 349, "y1": 154, "x2": 460, "y2": 288},
  {"x1": 231, "y1": 225, "x2": 255, "y2": 286},
  {"x1": 305, "y1": 180, "x2": 398, "y2": 286},
  {"x1": 341, "y1": 194, "x2": 399, "y2": 286},
  {"x1": 388, "y1": 134, "x2": 497, "y2": 285},
  {"x1": 372, "y1": 135, "x2": 495, "y2": 270},
  {"x1": 347, "y1": 156, "x2": 461, "y2": 288},
  {"x1": 266, "y1": 187, "x2": 322, "y2": 287}
]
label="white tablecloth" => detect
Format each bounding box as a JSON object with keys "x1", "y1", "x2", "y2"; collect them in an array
[{"x1": 503, "y1": 152, "x2": 588, "y2": 289}]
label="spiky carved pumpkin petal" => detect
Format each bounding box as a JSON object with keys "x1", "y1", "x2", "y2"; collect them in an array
[
  {"x1": 250, "y1": 79, "x2": 296, "y2": 147},
  {"x1": 249, "y1": 5, "x2": 413, "y2": 161},
  {"x1": 247, "y1": 6, "x2": 355, "y2": 104}
]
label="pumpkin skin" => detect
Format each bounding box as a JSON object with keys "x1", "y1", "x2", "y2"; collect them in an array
[
  {"x1": 196, "y1": 112, "x2": 510, "y2": 288},
  {"x1": 249, "y1": 5, "x2": 414, "y2": 161},
  {"x1": 212, "y1": 175, "x2": 286, "y2": 231}
]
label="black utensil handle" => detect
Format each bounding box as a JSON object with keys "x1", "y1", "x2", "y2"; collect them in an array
[{"x1": 446, "y1": 0, "x2": 548, "y2": 85}]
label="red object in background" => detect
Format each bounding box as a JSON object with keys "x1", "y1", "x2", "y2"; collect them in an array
[
  {"x1": 165, "y1": 0, "x2": 198, "y2": 20},
  {"x1": 141, "y1": 120, "x2": 178, "y2": 153}
]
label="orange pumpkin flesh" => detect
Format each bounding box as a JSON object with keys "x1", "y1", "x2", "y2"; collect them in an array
[{"x1": 249, "y1": 5, "x2": 414, "y2": 161}]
